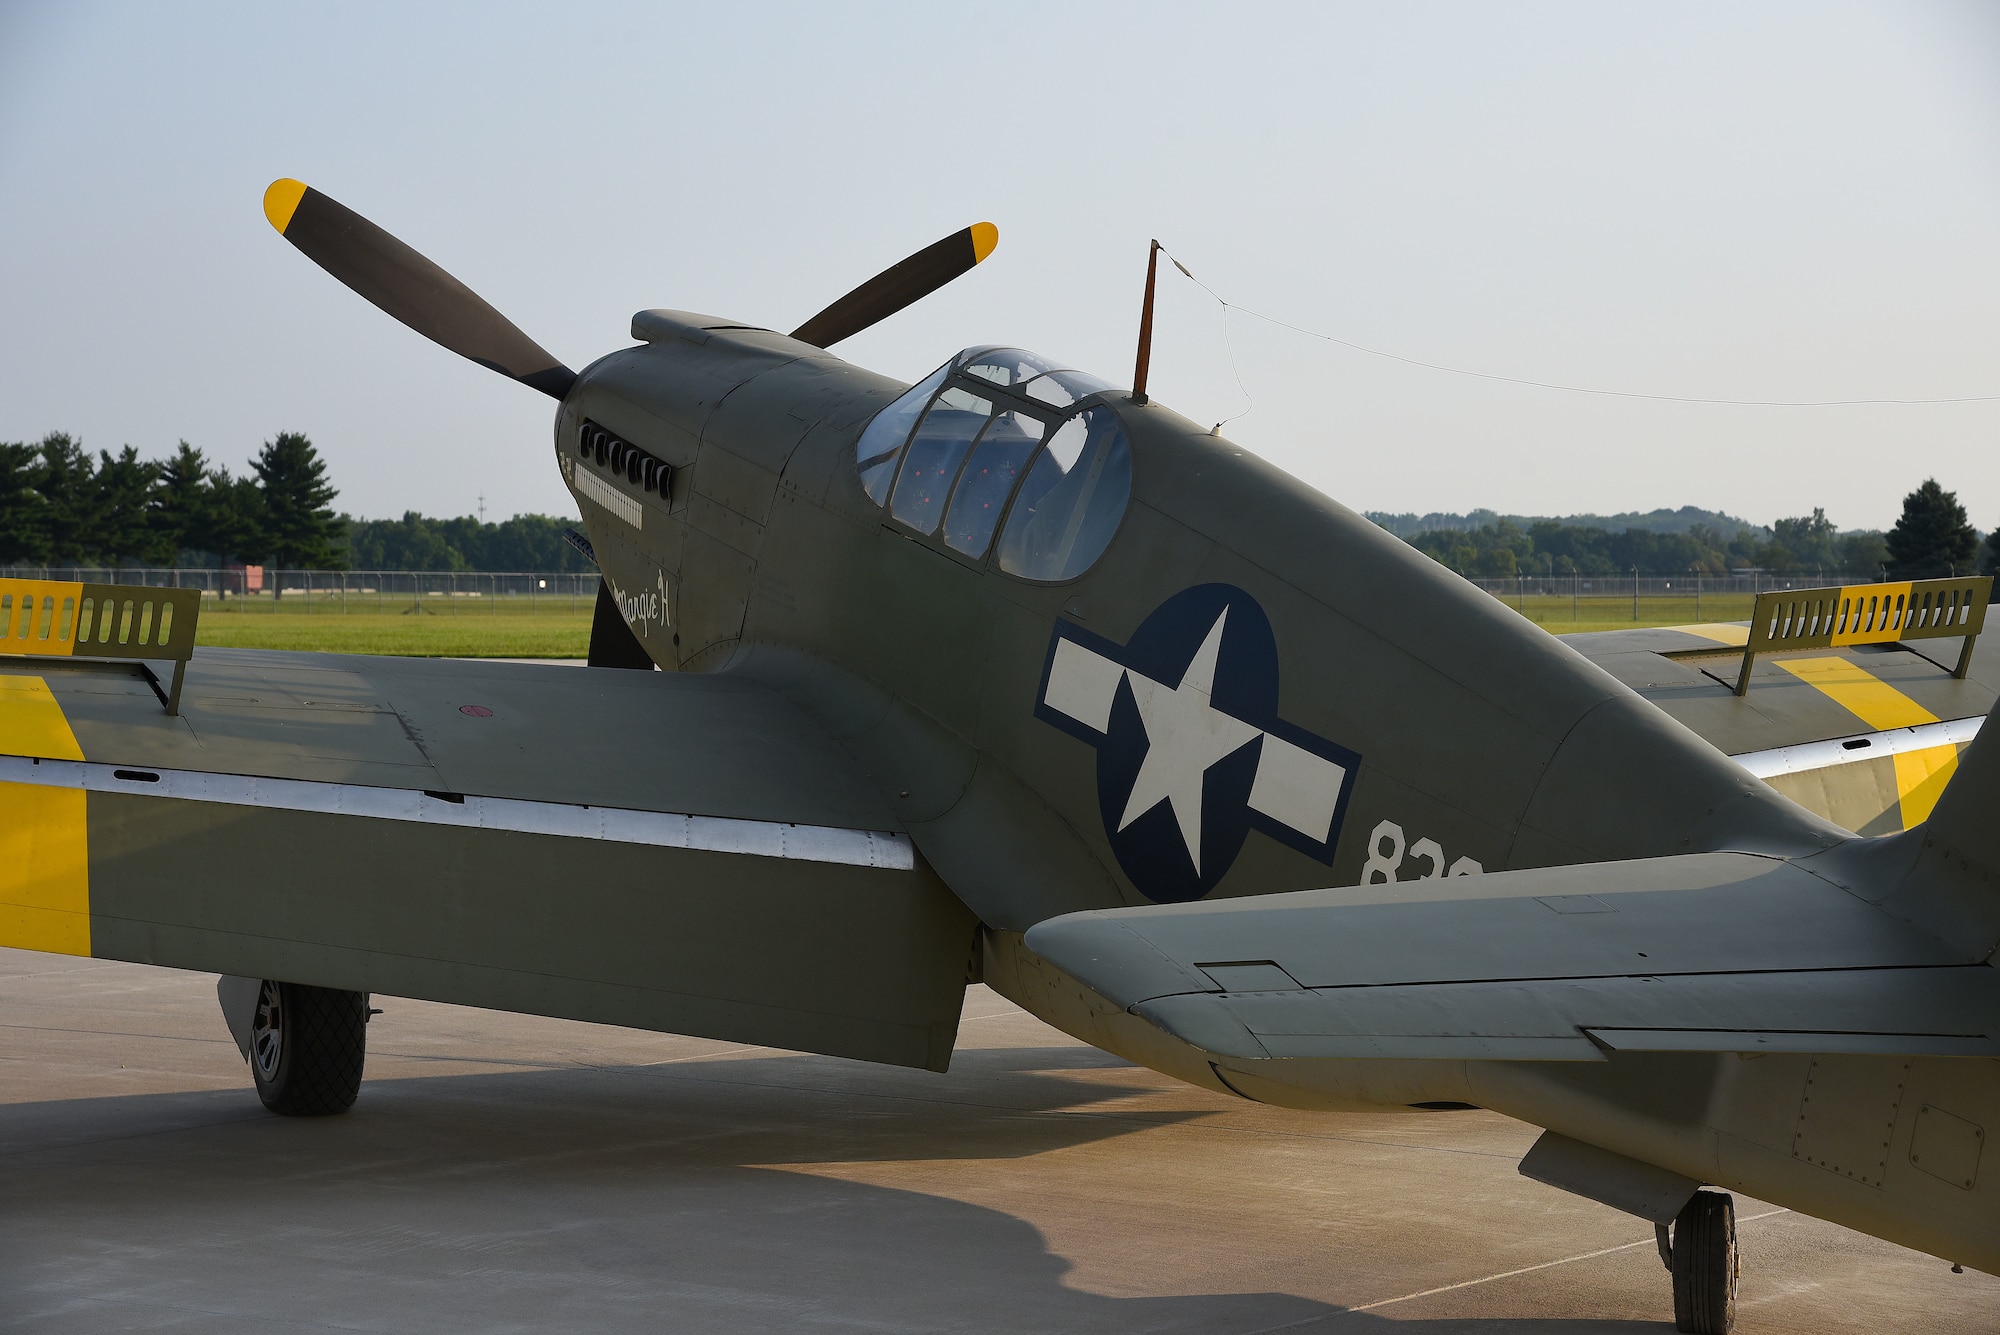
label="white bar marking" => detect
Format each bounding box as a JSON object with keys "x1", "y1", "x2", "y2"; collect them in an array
[
  {"x1": 1248, "y1": 731, "x2": 1346, "y2": 843},
  {"x1": 1043, "y1": 637, "x2": 1126, "y2": 735}
]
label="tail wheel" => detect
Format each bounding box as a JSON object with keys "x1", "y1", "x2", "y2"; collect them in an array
[
  {"x1": 1671, "y1": 1189, "x2": 1739, "y2": 1334},
  {"x1": 248, "y1": 980, "x2": 368, "y2": 1116}
]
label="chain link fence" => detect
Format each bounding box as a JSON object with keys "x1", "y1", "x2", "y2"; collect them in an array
[
  {"x1": 1464, "y1": 570, "x2": 1888, "y2": 625},
  {"x1": 0, "y1": 564, "x2": 1922, "y2": 628},
  {"x1": 0, "y1": 567, "x2": 597, "y2": 612}
]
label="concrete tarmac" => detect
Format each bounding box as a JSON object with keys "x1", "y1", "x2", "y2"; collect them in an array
[{"x1": 3, "y1": 947, "x2": 1994, "y2": 1333}]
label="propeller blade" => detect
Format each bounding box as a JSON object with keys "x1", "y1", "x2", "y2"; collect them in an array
[
  {"x1": 789, "y1": 223, "x2": 998, "y2": 349},
  {"x1": 263, "y1": 178, "x2": 576, "y2": 399}
]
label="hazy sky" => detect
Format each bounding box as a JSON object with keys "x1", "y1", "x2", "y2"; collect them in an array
[{"x1": 4, "y1": 1, "x2": 1997, "y2": 530}]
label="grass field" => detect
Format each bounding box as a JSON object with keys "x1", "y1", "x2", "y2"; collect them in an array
[
  {"x1": 1497, "y1": 592, "x2": 1755, "y2": 635},
  {"x1": 181, "y1": 589, "x2": 1742, "y2": 657},
  {"x1": 193, "y1": 595, "x2": 593, "y2": 657}
]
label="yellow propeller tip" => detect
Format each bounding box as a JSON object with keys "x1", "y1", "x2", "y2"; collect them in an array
[
  {"x1": 970, "y1": 222, "x2": 999, "y2": 264},
  {"x1": 263, "y1": 178, "x2": 308, "y2": 234}
]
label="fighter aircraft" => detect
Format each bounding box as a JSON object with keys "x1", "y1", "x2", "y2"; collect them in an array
[{"x1": 0, "y1": 178, "x2": 1995, "y2": 1334}]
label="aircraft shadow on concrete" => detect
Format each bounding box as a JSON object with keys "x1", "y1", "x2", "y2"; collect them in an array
[
  {"x1": 0, "y1": 1052, "x2": 1672, "y2": 1333},
  {"x1": 1, "y1": 1046, "x2": 1195, "y2": 1165}
]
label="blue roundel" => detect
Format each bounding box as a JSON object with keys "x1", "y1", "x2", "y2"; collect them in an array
[{"x1": 1034, "y1": 584, "x2": 1361, "y2": 904}]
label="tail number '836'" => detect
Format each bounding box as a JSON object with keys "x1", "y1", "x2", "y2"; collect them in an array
[{"x1": 1361, "y1": 820, "x2": 1482, "y2": 884}]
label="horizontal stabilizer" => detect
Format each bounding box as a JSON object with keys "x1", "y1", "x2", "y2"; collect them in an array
[{"x1": 1025, "y1": 851, "x2": 2000, "y2": 1063}]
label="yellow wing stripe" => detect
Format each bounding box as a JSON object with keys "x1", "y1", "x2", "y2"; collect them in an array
[
  {"x1": 0, "y1": 785, "x2": 90, "y2": 956},
  {"x1": 0, "y1": 672, "x2": 86, "y2": 760},
  {"x1": 0, "y1": 676, "x2": 89, "y2": 957},
  {"x1": 1775, "y1": 656, "x2": 1937, "y2": 731},
  {"x1": 1775, "y1": 656, "x2": 1958, "y2": 826},
  {"x1": 1890, "y1": 744, "x2": 1961, "y2": 828},
  {"x1": 1668, "y1": 623, "x2": 1751, "y2": 647}
]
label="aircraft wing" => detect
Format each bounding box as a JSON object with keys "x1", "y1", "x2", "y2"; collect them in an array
[
  {"x1": 1562, "y1": 625, "x2": 1999, "y2": 834},
  {"x1": 0, "y1": 650, "x2": 975, "y2": 1070},
  {"x1": 1023, "y1": 850, "x2": 2000, "y2": 1063}
]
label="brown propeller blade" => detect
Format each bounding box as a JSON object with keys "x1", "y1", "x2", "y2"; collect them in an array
[
  {"x1": 264, "y1": 179, "x2": 576, "y2": 399},
  {"x1": 790, "y1": 223, "x2": 998, "y2": 349}
]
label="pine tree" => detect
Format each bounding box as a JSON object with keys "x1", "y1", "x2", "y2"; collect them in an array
[
  {"x1": 1885, "y1": 478, "x2": 1978, "y2": 579},
  {"x1": 146, "y1": 441, "x2": 211, "y2": 564},
  {"x1": 0, "y1": 441, "x2": 46, "y2": 566},
  {"x1": 204, "y1": 464, "x2": 266, "y2": 566},
  {"x1": 251, "y1": 432, "x2": 346, "y2": 570},
  {"x1": 35, "y1": 433, "x2": 98, "y2": 565},
  {"x1": 93, "y1": 445, "x2": 159, "y2": 565}
]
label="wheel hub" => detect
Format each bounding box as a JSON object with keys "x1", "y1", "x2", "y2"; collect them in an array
[{"x1": 250, "y1": 980, "x2": 284, "y2": 1081}]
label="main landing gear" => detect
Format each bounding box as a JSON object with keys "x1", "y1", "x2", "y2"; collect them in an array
[
  {"x1": 245, "y1": 979, "x2": 369, "y2": 1116},
  {"x1": 1656, "y1": 1189, "x2": 1738, "y2": 1334}
]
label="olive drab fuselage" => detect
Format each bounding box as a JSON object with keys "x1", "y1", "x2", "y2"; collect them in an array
[
  {"x1": 560, "y1": 313, "x2": 1841, "y2": 931},
  {"x1": 553, "y1": 316, "x2": 2000, "y2": 1279}
]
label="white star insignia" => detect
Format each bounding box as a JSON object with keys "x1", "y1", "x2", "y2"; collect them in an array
[
  {"x1": 1114, "y1": 610, "x2": 1261, "y2": 873},
  {"x1": 1040, "y1": 609, "x2": 1352, "y2": 878}
]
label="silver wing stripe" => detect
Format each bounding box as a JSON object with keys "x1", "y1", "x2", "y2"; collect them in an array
[
  {"x1": 1730, "y1": 714, "x2": 1983, "y2": 779},
  {"x1": 0, "y1": 755, "x2": 911, "y2": 870}
]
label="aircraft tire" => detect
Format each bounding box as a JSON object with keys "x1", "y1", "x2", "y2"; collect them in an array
[
  {"x1": 1670, "y1": 1189, "x2": 1738, "y2": 1334},
  {"x1": 248, "y1": 980, "x2": 368, "y2": 1116}
]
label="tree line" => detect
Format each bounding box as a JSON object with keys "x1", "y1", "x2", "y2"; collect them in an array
[
  {"x1": 345, "y1": 512, "x2": 591, "y2": 573},
  {"x1": 0, "y1": 431, "x2": 589, "y2": 573},
  {"x1": 6, "y1": 430, "x2": 1991, "y2": 583},
  {"x1": 1398, "y1": 479, "x2": 1996, "y2": 582}
]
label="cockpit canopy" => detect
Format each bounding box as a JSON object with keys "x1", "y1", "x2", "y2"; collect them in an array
[{"x1": 854, "y1": 348, "x2": 1131, "y2": 582}]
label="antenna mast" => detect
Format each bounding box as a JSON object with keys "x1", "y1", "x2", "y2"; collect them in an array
[{"x1": 1131, "y1": 239, "x2": 1161, "y2": 406}]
